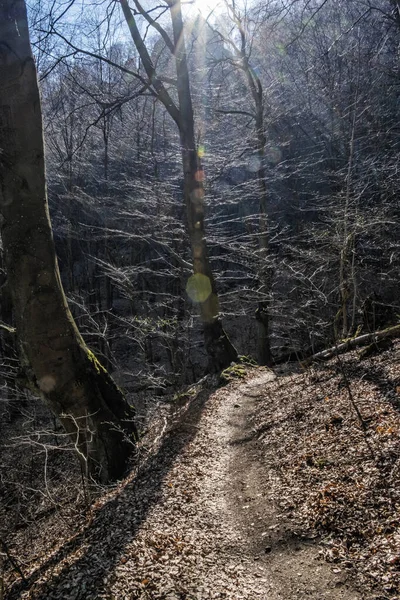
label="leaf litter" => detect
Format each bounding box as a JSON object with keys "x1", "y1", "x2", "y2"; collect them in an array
[{"x1": 2, "y1": 341, "x2": 399, "y2": 599}]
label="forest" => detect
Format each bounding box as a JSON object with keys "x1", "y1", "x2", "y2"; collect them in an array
[{"x1": 0, "y1": 0, "x2": 400, "y2": 598}]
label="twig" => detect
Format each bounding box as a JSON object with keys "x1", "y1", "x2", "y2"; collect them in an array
[
  {"x1": 0, "y1": 538, "x2": 28, "y2": 586},
  {"x1": 334, "y1": 350, "x2": 375, "y2": 460},
  {"x1": 0, "y1": 322, "x2": 15, "y2": 334}
]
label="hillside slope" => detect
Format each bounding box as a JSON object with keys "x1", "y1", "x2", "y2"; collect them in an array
[{"x1": 3, "y1": 341, "x2": 400, "y2": 599}]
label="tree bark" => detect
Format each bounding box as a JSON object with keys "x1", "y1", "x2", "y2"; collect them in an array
[
  {"x1": 121, "y1": 0, "x2": 237, "y2": 372},
  {"x1": 0, "y1": 0, "x2": 137, "y2": 483},
  {"x1": 169, "y1": 0, "x2": 238, "y2": 371}
]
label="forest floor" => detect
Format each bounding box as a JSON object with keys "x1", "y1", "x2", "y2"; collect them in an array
[{"x1": 2, "y1": 341, "x2": 400, "y2": 599}]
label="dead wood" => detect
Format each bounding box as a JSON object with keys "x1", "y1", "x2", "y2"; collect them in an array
[{"x1": 304, "y1": 324, "x2": 400, "y2": 365}]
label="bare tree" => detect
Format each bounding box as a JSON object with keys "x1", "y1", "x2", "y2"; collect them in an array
[
  {"x1": 0, "y1": 0, "x2": 138, "y2": 483},
  {"x1": 43, "y1": 0, "x2": 238, "y2": 371},
  {"x1": 208, "y1": 0, "x2": 274, "y2": 365},
  {"x1": 118, "y1": 0, "x2": 237, "y2": 371}
]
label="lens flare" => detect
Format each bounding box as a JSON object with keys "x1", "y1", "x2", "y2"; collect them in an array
[{"x1": 186, "y1": 273, "x2": 212, "y2": 303}]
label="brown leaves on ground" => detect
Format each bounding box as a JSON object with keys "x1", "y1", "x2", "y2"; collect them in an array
[
  {"x1": 2, "y1": 342, "x2": 400, "y2": 599},
  {"x1": 250, "y1": 341, "x2": 400, "y2": 598}
]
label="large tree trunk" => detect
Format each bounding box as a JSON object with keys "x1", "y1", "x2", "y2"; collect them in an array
[
  {"x1": 120, "y1": 0, "x2": 237, "y2": 371},
  {"x1": 0, "y1": 0, "x2": 137, "y2": 483},
  {"x1": 169, "y1": 0, "x2": 238, "y2": 372},
  {"x1": 180, "y1": 142, "x2": 237, "y2": 371}
]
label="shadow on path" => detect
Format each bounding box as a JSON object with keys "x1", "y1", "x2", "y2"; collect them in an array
[{"x1": 7, "y1": 387, "x2": 213, "y2": 600}]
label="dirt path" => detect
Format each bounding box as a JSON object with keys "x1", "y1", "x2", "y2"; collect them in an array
[
  {"x1": 208, "y1": 371, "x2": 362, "y2": 600},
  {"x1": 10, "y1": 370, "x2": 365, "y2": 600}
]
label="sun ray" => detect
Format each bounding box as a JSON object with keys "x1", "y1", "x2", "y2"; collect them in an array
[{"x1": 187, "y1": 0, "x2": 224, "y2": 19}]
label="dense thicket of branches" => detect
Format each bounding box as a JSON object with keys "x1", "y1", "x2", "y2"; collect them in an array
[
  {"x1": 3, "y1": 0, "x2": 399, "y2": 395},
  {"x1": 0, "y1": 0, "x2": 399, "y2": 569}
]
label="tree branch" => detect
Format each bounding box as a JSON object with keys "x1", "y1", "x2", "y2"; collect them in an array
[
  {"x1": 132, "y1": 0, "x2": 175, "y2": 53},
  {"x1": 119, "y1": 0, "x2": 181, "y2": 126},
  {"x1": 215, "y1": 108, "x2": 256, "y2": 119}
]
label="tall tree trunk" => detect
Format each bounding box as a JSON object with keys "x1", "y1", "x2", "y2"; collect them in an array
[
  {"x1": 216, "y1": 2, "x2": 273, "y2": 365},
  {"x1": 0, "y1": 0, "x2": 137, "y2": 483},
  {"x1": 169, "y1": 0, "x2": 237, "y2": 371},
  {"x1": 254, "y1": 111, "x2": 273, "y2": 366},
  {"x1": 338, "y1": 85, "x2": 358, "y2": 340},
  {"x1": 180, "y1": 142, "x2": 238, "y2": 371},
  {"x1": 120, "y1": 0, "x2": 237, "y2": 371}
]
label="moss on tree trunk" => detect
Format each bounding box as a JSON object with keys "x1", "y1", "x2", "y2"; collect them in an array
[{"x1": 0, "y1": 0, "x2": 137, "y2": 483}]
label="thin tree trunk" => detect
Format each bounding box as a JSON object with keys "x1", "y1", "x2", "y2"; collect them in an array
[
  {"x1": 0, "y1": 0, "x2": 137, "y2": 483},
  {"x1": 169, "y1": 0, "x2": 237, "y2": 371},
  {"x1": 217, "y1": 2, "x2": 273, "y2": 365},
  {"x1": 120, "y1": 0, "x2": 237, "y2": 371},
  {"x1": 254, "y1": 115, "x2": 273, "y2": 366},
  {"x1": 339, "y1": 79, "x2": 358, "y2": 339}
]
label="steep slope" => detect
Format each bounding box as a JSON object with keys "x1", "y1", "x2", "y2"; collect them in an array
[{"x1": 3, "y1": 342, "x2": 399, "y2": 599}]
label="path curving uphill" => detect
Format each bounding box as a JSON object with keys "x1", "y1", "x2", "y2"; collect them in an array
[{"x1": 12, "y1": 369, "x2": 364, "y2": 600}]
